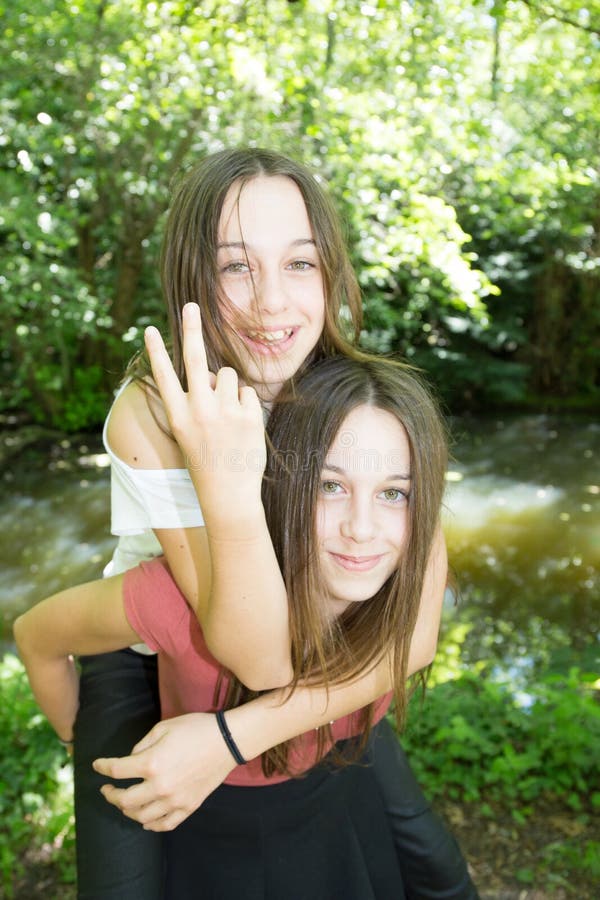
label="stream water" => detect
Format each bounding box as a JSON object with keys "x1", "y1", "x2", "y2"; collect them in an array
[{"x1": 1, "y1": 414, "x2": 598, "y2": 685}]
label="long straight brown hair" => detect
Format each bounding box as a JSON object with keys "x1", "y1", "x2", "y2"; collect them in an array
[
  {"x1": 223, "y1": 355, "x2": 449, "y2": 776},
  {"x1": 128, "y1": 147, "x2": 364, "y2": 388}
]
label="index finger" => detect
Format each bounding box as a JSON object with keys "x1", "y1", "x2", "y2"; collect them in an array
[
  {"x1": 181, "y1": 302, "x2": 212, "y2": 395},
  {"x1": 144, "y1": 325, "x2": 186, "y2": 414}
]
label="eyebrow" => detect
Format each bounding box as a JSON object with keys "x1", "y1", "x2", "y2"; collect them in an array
[
  {"x1": 322, "y1": 463, "x2": 412, "y2": 481},
  {"x1": 217, "y1": 238, "x2": 317, "y2": 251}
]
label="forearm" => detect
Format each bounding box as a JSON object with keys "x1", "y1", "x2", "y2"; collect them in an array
[
  {"x1": 206, "y1": 523, "x2": 291, "y2": 688},
  {"x1": 13, "y1": 572, "x2": 136, "y2": 741},
  {"x1": 192, "y1": 486, "x2": 293, "y2": 690},
  {"x1": 32, "y1": 658, "x2": 79, "y2": 740},
  {"x1": 155, "y1": 516, "x2": 292, "y2": 690},
  {"x1": 226, "y1": 658, "x2": 392, "y2": 762},
  {"x1": 15, "y1": 623, "x2": 79, "y2": 741},
  {"x1": 140, "y1": 315, "x2": 293, "y2": 689},
  {"x1": 406, "y1": 524, "x2": 447, "y2": 674}
]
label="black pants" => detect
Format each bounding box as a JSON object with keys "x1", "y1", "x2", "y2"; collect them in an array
[
  {"x1": 74, "y1": 650, "x2": 164, "y2": 899},
  {"x1": 74, "y1": 649, "x2": 479, "y2": 899},
  {"x1": 368, "y1": 719, "x2": 479, "y2": 900}
]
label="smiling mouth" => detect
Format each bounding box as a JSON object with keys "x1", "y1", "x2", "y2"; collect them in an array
[
  {"x1": 329, "y1": 553, "x2": 384, "y2": 572},
  {"x1": 246, "y1": 328, "x2": 294, "y2": 343},
  {"x1": 241, "y1": 327, "x2": 297, "y2": 355}
]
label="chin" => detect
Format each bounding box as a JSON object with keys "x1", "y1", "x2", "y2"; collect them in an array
[{"x1": 338, "y1": 591, "x2": 378, "y2": 608}]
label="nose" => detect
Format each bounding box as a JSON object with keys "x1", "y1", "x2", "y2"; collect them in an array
[
  {"x1": 254, "y1": 268, "x2": 288, "y2": 315},
  {"x1": 340, "y1": 493, "x2": 376, "y2": 544}
]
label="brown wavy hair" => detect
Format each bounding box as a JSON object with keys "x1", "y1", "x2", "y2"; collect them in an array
[
  {"x1": 222, "y1": 355, "x2": 449, "y2": 776},
  {"x1": 127, "y1": 147, "x2": 364, "y2": 388}
]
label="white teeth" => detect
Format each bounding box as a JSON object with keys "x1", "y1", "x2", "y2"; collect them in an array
[{"x1": 247, "y1": 329, "x2": 292, "y2": 343}]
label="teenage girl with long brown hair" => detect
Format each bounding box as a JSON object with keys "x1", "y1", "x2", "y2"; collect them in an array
[{"x1": 17, "y1": 353, "x2": 470, "y2": 897}]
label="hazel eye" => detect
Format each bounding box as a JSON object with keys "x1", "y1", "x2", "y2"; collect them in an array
[
  {"x1": 222, "y1": 261, "x2": 250, "y2": 274},
  {"x1": 288, "y1": 259, "x2": 315, "y2": 271},
  {"x1": 321, "y1": 480, "x2": 342, "y2": 495},
  {"x1": 380, "y1": 488, "x2": 408, "y2": 503}
]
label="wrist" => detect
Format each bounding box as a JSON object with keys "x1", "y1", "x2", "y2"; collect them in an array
[
  {"x1": 215, "y1": 711, "x2": 247, "y2": 765},
  {"x1": 58, "y1": 734, "x2": 74, "y2": 756},
  {"x1": 224, "y1": 690, "x2": 302, "y2": 761},
  {"x1": 205, "y1": 505, "x2": 268, "y2": 542},
  {"x1": 223, "y1": 700, "x2": 275, "y2": 762}
]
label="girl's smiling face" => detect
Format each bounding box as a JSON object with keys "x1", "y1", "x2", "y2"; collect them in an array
[
  {"x1": 217, "y1": 175, "x2": 326, "y2": 402},
  {"x1": 316, "y1": 404, "x2": 412, "y2": 617}
]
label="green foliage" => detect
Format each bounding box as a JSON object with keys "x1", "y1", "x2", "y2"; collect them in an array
[
  {"x1": 401, "y1": 668, "x2": 600, "y2": 818},
  {"x1": 0, "y1": 0, "x2": 598, "y2": 427},
  {"x1": 28, "y1": 364, "x2": 113, "y2": 432},
  {"x1": 3, "y1": 649, "x2": 599, "y2": 893},
  {"x1": 0, "y1": 654, "x2": 75, "y2": 898},
  {"x1": 542, "y1": 840, "x2": 600, "y2": 882}
]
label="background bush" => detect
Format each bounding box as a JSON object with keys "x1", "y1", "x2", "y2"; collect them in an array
[
  {"x1": 1, "y1": 0, "x2": 598, "y2": 430},
  {"x1": 401, "y1": 668, "x2": 600, "y2": 821},
  {"x1": 0, "y1": 654, "x2": 75, "y2": 899}
]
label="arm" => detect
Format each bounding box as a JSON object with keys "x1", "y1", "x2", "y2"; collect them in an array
[
  {"x1": 94, "y1": 528, "x2": 447, "y2": 831},
  {"x1": 406, "y1": 523, "x2": 447, "y2": 673},
  {"x1": 13, "y1": 575, "x2": 139, "y2": 742},
  {"x1": 107, "y1": 306, "x2": 292, "y2": 689},
  {"x1": 232, "y1": 523, "x2": 447, "y2": 751}
]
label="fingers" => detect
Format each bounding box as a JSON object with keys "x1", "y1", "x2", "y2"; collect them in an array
[
  {"x1": 239, "y1": 384, "x2": 261, "y2": 411},
  {"x1": 146, "y1": 307, "x2": 238, "y2": 407},
  {"x1": 144, "y1": 325, "x2": 186, "y2": 418},
  {"x1": 100, "y1": 781, "x2": 147, "y2": 809},
  {"x1": 130, "y1": 720, "x2": 167, "y2": 755},
  {"x1": 214, "y1": 366, "x2": 241, "y2": 401},
  {"x1": 179, "y1": 303, "x2": 257, "y2": 409},
  {"x1": 181, "y1": 302, "x2": 211, "y2": 396},
  {"x1": 93, "y1": 753, "x2": 147, "y2": 781},
  {"x1": 99, "y1": 784, "x2": 183, "y2": 830},
  {"x1": 99, "y1": 780, "x2": 195, "y2": 832},
  {"x1": 99, "y1": 780, "x2": 169, "y2": 819},
  {"x1": 144, "y1": 810, "x2": 188, "y2": 832}
]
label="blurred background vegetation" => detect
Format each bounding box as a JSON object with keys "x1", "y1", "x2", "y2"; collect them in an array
[{"x1": 1, "y1": 0, "x2": 598, "y2": 431}]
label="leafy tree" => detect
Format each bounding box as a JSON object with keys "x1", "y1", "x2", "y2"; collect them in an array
[{"x1": 1, "y1": 0, "x2": 597, "y2": 428}]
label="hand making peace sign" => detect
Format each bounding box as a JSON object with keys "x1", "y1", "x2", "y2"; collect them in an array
[{"x1": 144, "y1": 302, "x2": 267, "y2": 524}]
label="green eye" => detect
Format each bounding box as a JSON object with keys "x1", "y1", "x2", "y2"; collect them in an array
[
  {"x1": 321, "y1": 480, "x2": 340, "y2": 494},
  {"x1": 381, "y1": 488, "x2": 407, "y2": 503}
]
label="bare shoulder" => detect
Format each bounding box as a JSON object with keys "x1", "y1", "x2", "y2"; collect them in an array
[{"x1": 106, "y1": 381, "x2": 185, "y2": 469}]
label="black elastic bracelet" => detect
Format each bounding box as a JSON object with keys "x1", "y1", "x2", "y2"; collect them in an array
[{"x1": 215, "y1": 710, "x2": 247, "y2": 765}]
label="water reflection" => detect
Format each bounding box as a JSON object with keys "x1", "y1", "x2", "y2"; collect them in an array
[
  {"x1": 442, "y1": 414, "x2": 599, "y2": 682},
  {"x1": 1, "y1": 416, "x2": 598, "y2": 684},
  {"x1": 0, "y1": 441, "x2": 114, "y2": 643}
]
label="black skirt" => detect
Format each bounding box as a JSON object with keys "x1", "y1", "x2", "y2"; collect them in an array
[{"x1": 164, "y1": 747, "x2": 406, "y2": 900}]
